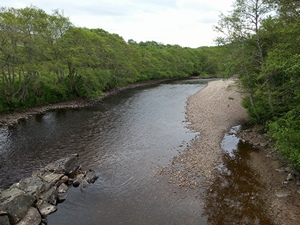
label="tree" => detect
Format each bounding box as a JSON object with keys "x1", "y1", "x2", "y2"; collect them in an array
[{"x1": 215, "y1": 0, "x2": 274, "y2": 121}]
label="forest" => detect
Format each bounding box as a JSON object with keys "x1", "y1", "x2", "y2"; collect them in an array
[
  {"x1": 215, "y1": 0, "x2": 300, "y2": 167},
  {"x1": 1, "y1": 0, "x2": 300, "y2": 166},
  {"x1": 0, "y1": 6, "x2": 225, "y2": 112}
]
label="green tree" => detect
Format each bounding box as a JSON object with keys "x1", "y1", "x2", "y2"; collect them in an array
[{"x1": 215, "y1": 0, "x2": 274, "y2": 121}]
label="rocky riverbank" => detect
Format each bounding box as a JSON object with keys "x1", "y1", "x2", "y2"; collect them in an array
[
  {"x1": 0, "y1": 154, "x2": 98, "y2": 225},
  {"x1": 164, "y1": 78, "x2": 300, "y2": 225},
  {"x1": 165, "y1": 79, "x2": 248, "y2": 185},
  {"x1": 239, "y1": 128, "x2": 300, "y2": 225}
]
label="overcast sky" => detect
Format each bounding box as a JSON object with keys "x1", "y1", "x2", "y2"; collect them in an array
[{"x1": 2, "y1": 0, "x2": 233, "y2": 48}]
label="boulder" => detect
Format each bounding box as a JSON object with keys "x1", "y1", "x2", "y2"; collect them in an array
[
  {"x1": 85, "y1": 169, "x2": 99, "y2": 184},
  {"x1": 37, "y1": 202, "x2": 57, "y2": 217},
  {"x1": 0, "y1": 188, "x2": 34, "y2": 224},
  {"x1": 18, "y1": 176, "x2": 45, "y2": 198},
  {"x1": 57, "y1": 193, "x2": 68, "y2": 203},
  {"x1": 40, "y1": 187, "x2": 58, "y2": 206},
  {"x1": 43, "y1": 154, "x2": 79, "y2": 174},
  {"x1": 15, "y1": 207, "x2": 41, "y2": 225},
  {"x1": 57, "y1": 183, "x2": 68, "y2": 193},
  {"x1": 0, "y1": 213, "x2": 10, "y2": 225},
  {"x1": 72, "y1": 174, "x2": 85, "y2": 187},
  {"x1": 41, "y1": 173, "x2": 64, "y2": 188},
  {"x1": 56, "y1": 175, "x2": 69, "y2": 187}
]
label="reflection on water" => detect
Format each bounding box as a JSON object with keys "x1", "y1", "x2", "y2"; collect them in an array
[{"x1": 202, "y1": 131, "x2": 275, "y2": 225}]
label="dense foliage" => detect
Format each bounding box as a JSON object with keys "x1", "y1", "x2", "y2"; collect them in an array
[
  {"x1": 216, "y1": 0, "x2": 300, "y2": 166},
  {"x1": 0, "y1": 6, "x2": 225, "y2": 112}
]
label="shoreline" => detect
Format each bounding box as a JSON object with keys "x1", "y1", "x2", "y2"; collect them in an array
[
  {"x1": 165, "y1": 78, "x2": 300, "y2": 225},
  {"x1": 165, "y1": 78, "x2": 248, "y2": 185},
  {"x1": 0, "y1": 78, "x2": 170, "y2": 127},
  {"x1": 239, "y1": 128, "x2": 300, "y2": 225}
]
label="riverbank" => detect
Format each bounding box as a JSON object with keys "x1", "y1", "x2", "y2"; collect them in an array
[
  {"x1": 239, "y1": 128, "x2": 300, "y2": 225},
  {"x1": 165, "y1": 78, "x2": 248, "y2": 185},
  {"x1": 165, "y1": 78, "x2": 300, "y2": 225},
  {"x1": 0, "y1": 79, "x2": 169, "y2": 127}
]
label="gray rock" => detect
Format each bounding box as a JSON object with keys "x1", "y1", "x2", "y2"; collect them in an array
[
  {"x1": 72, "y1": 178, "x2": 81, "y2": 187},
  {"x1": 0, "y1": 188, "x2": 34, "y2": 224},
  {"x1": 275, "y1": 168, "x2": 285, "y2": 174},
  {"x1": 57, "y1": 183, "x2": 68, "y2": 193},
  {"x1": 275, "y1": 192, "x2": 290, "y2": 198},
  {"x1": 18, "y1": 176, "x2": 45, "y2": 198},
  {"x1": 0, "y1": 214, "x2": 10, "y2": 225},
  {"x1": 260, "y1": 142, "x2": 268, "y2": 147},
  {"x1": 85, "y1": 169, "x2": 99, "y2": 184},
  {"x1": 15, "y1": 207, "x2": 41, "y2": 225},
  {"x1": 285, "y1": 167, "x2": 292, "y2": 173},
  {"x1": 44, "y1": 154, "x2": 79, "y2": 174},
  {"x1": 40, "y1": 187, "x2": 58, "y2": 206},
  {"x1": 73, "y1": 174, "x2": 85, "y2": 187},
  {"x1": 286, "y1": 173, "x2": 294, "y2": 181},
  {"x1": 57, "y1": 193, "x2": 68, "y2": 203},
  {"x1": 56, "y1": 175, "x2": 69, "y2": 187},
  {"x1": 41, "y1": 173, "x2": 64, "y2": 187},
  {"x1": 38, "y1": 202, "x2": 57, "y2": 217}
]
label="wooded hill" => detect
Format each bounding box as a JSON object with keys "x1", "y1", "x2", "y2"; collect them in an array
[
  {"x1": 216, "y1": 0, "x2": 300, "y2": 167},
  {"x1": 0, "y1": 6, "x2": 225, "y2": 112}
]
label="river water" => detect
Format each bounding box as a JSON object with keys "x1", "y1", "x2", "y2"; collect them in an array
[{"x1": 0, "y1": 79, "x2": 274, "y2": 225}]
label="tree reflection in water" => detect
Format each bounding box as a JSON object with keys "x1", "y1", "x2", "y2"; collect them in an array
[{"x1": 202, "y1": 141, "x2": 275, "y2": 225}]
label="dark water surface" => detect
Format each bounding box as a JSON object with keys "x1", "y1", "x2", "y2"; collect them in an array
[
  {"x1": 207, "y1": 126, "x2": 275, "y2": 225},
  {"x1": 0, "y1": 79, "x2": 207, "y2": 224},
  {"x1": 0, "y1": 79, "x2": 274, "y2": 225}
]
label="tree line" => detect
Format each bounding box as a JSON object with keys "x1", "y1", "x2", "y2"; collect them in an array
[
  {"x1": 0, "y1": 6, "x2": 225, "y2": 112},
  {"x1": 216, "y1": 0, "x2": 300, "y2": 166}
]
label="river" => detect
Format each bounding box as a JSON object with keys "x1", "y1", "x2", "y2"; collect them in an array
[
  {"x1": 0, "y1": 79, "x2": 208, "y2": 224},
  {"x1": 0, "y1": 78, "x2": 274, "y2": 225}
]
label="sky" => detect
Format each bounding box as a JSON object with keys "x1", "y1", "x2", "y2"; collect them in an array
[{"x1": 1, "y1": 0, "x2": 233, "y2": 48}]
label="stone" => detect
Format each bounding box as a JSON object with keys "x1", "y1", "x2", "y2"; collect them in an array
[
  {"x1": 73, "y1": 174, "x2": 84, "y2": 187},
  {"x1": 57, "y1": 193, "x2": 68, "y2": 203},
  {"x1": 275, "y1": 169, "x2": 285, "y2": 174},
  {"x1": 85, "y1": 169, "x2": 99, "y2": 184},
  {"x1": 15, "y1": 207, "x2": 41, "y2": 225},
  {"x1": 275, "y1": 192, "x2": 290, "y2": 198},
  {"x1": 0, "y1": 214, "x2": 10, "y2": 225},
  {"x1": 38, "y1": 202, "x2": 57, "y2": 217},
  {"x1": 55, "y1": 175, "x2": 69, "y2": 187},
  {"x1": 72, "y1": 178, "x2": 81, "y2": 187},
  {"x1": 0, "y1": 188, "x2": 34, "y2": 224},
  {"x1": 18, "y1": 176, "x2": 45, "y2": 198},
  {"x1": 286, "y1": 173, "x2": 294, "y2": 181},
  {"x1": 41, "y1": 217, "x2": 48, "y2": 225},
  {"x1": 41, "y1": 173, "x2": 64, "y2": 187},
  {"x1": 40, "y1": 187, "x2": 58, "y2": 206},
  {"x1": 260, "y1": 142, "x2": 268, "y2": 147},
  {"x1": 285, "y1": 167, "x2": 292, "y2": 173},
  {"x1": 57, "y1": 183, "x2": 68, "y2": 193},
  {"x1": 44, "y1": 154, "x2": 79, "y2": 174}
]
